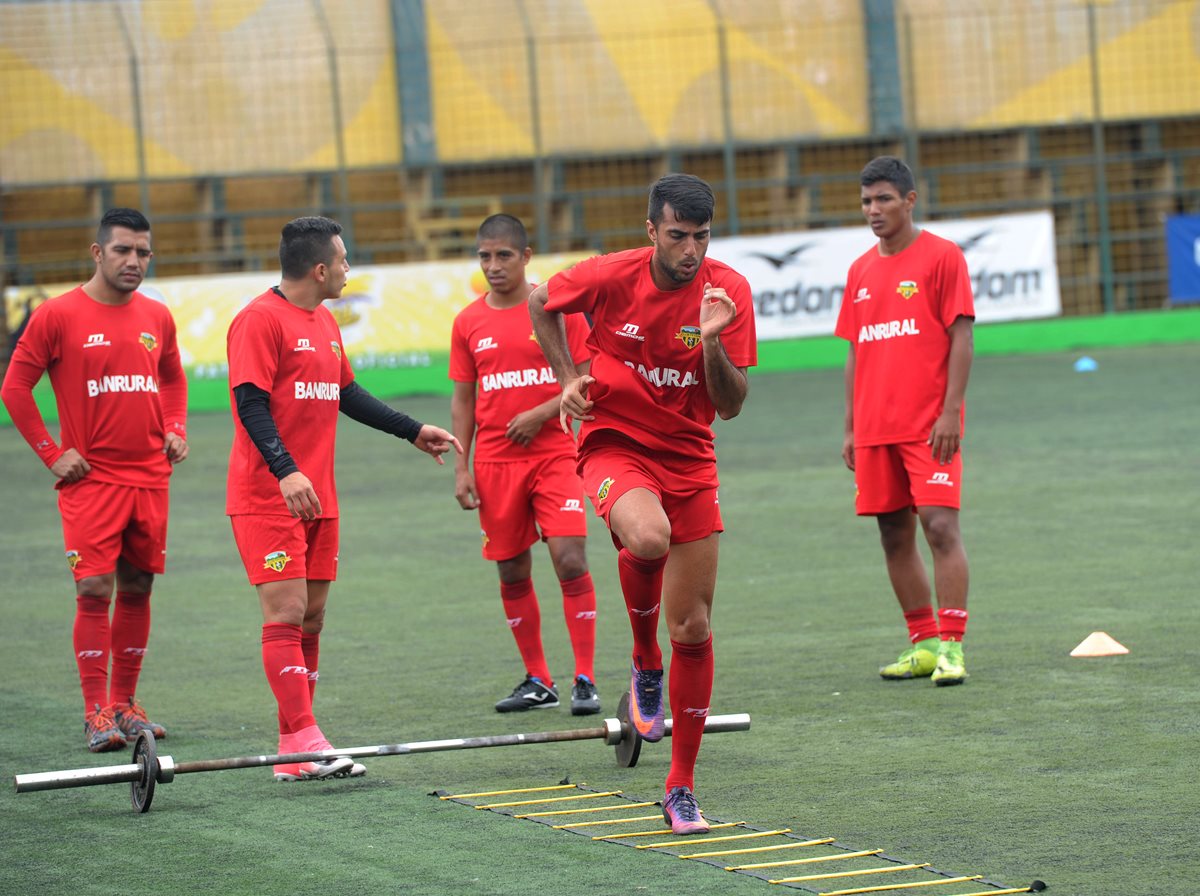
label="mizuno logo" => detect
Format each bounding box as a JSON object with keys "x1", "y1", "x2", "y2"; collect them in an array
[
  {"x1": 278, "y1": 666, "x2": 311, "y2": 676},
  {"x1": 630, "y1": 603, "x2": 660, "y2": 618},
  {"x1": 294, "y1": 338, "x2": 315, "y2": 352},
  {"x1": 84, "y1": 333, "x2": 110, "y2": 348},
  {"x1": 684, "y1": 707, "x2": 710, "y2": 718},
  {"x1": 560, "y1": 499, "x2": 584, "y2": 513},
  {"x1": 77, "y1": 650, "x2": 104, "y2": 659},
  {"x1": 615, "y1": 323, "x2": 645, "y2": 341},
  {"x1": 506, "y1": 617, "x2": 523, "y2": 628},
  {"x1": 926, "y1": 472, "x2": 954, "y2": 486},
  {"x1": 121, "y1": 648, "x2": 147, "y2": 657},
  {"x1": 854, "y1": 288, "x2": 871, "y2": 303},
  {"x1": 575, "y1": 611, "x2": 597, "y2": 620},
  {"x1": 746, "y1": 243, "x2": 813, "y2": 270},
  {"x1": 475, "y1": 336, "x2": 497, "y2": 352}
]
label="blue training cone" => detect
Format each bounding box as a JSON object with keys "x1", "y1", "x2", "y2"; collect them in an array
[{"x1": 1073, "y1": 356, "x2": 1098, "y2": 372}]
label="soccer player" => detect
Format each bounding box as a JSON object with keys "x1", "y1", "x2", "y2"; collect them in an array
[
  {"x1": 1, "y1": 208, "x2": 189, "y2": 752},
  {"x1": 836, "y1": 155, "x2": 976, "y2": 686},
  {"x1": 529, "y1": 174, "x2": 757, "y2": 835},
  {"x1": 226, "y1": 216, "x2": 460, "y2": 781},
  {"x1": 450, "y1": 214, "x2": 600, "y2": 716}
]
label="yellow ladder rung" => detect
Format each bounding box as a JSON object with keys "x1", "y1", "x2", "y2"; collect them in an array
[
  {"x1": 516, "y1": 801, "x2": 655, "y2": 818},
  {"x1": 553, "y1": 814, "x2": 662, "y2": 829},
  {"x1": 441, "y1": 783, "x2": 580, "y2": 800},
  {"x1": 682, "y1": 836, "x2": 836, "y2": 860},
  {"x1": 773, "y1": 863, "x2": 929, "y2": 884},
  {"x1": 811, "y1": 875, "x2": 984, "y2": 894},
  {"x1": 639, "y1": 828, "x2": 790, "y2": 850},
  {"x1": 731, "y1": 848, "x2": 883, "y2": 871},
  {"x1": 476, "y1": 790, "x2": 620, "y2": 809},
  {"x1": 595, "y1": 822, "x2": 742, "y2": 841}
]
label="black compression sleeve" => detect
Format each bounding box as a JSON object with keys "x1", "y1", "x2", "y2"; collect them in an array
[
  {"x1": 232, "y1": 383, "x2": 300, "y2": 480},
  {"x1": 338, "y1": 381, "x2": 423, "y2": 442}
]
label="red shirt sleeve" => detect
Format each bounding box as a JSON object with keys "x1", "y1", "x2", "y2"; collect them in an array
[
  {"x1": 227, "y1": 306, "x2": 281, "y2": 392},
  {"x1": 0, "y1": 305, "x2": 63, "y2": 467},
  {"x1": 936, "y1": 245, "x2": 976, "y2": 328},
  {"x1": 447, "y1": 307, "x2": 477, "y2": 383},
  {"x1": 545, "y1": 257, "x2": 600, "y2": 315},
  {"x1": 157, "y1": 311, "x2": 188, "y2": 440}
]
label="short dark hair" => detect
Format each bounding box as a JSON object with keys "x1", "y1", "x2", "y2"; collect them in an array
[
  {"x1": 477, "y1": 214, "x2": 529, "y2": 251},
  {"x1": 280, "y1": 216, "x2": 342, "y2": 280},
  {"x1": 647, "y1": 173, "x2": 715, "y2": 226},
  {"x1": 860, "y1": 156, "x2": 916, "y2": 195},
  {"x1": 96, "y1": 208, "x2": 150, "y2": 246}
]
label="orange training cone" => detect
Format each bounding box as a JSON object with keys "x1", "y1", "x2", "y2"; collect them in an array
[{"x1": 1069, "y1": 631, "x2": 1129, "y2": 657}]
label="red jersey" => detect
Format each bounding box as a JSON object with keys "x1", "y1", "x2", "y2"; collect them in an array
[
  {"x1": 225, "y1": 290, "x2": 355, "y2": 517},
  {"x1": 0, "y1": 286, "x2": 187, "y2": 488},
  {"x1": 835, "y1": 230, "x2": 975, "y2": 447},
  {"x1": 449, "y1": 297, "x2": 590, "y2": 462},
  {"x1": 544, "y1": 247, "x2": 757, "y2": 462}
]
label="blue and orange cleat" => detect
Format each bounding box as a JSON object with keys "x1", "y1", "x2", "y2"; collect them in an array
[
  {"x1": 84, "y1": 703, "x2": 126, "y2": 753},
  {"x1": 662, "y1": 786, "x2": 710, "y2": 835},
  {"x1": 110, "y1": 698, "x2": 167, "y2": 740},
  {"x1": 629, "y1": 665, "x2": 665, "y2": 742}
]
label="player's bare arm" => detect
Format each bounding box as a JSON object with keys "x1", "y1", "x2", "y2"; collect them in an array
[
  {"x1": 928, "y1": 316, "x2": 975, "y2": 465},
  {"x1": 842, "y1": 344, "x2": 856, "y2": 471},
  {"x1": 279, "y1": 470, "x2": 321, "y2": 520},
  {"x1": 163, "y1": 431, "x2": 189, "y2": 464},
  {"x1": 529, "y1": 283, "x2": 595, "y2": 431},
  {"x1": 50, "y1": 448, "x2": 92, "y2": 483},
  {"x1": 414, "y1": 424, "x2": 463, "y2": 465},
  {"x1": 450, "y1": 380, "x2": 480, "y2": 509},
  {"x1": 699, "y1": 283, "x2": 748, "y2": 419}
]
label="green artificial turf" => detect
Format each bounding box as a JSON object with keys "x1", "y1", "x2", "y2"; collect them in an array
[{"x1": 1, "y1": 344, "x2": 1196, "y2": 895}]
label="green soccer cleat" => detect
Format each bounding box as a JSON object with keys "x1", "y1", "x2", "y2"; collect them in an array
[
  {"x1": 932, "y1": 641, "x2": 968, "y2": 686},
  {"x1": 879, "y1": 638, "x2": 939, "y2": 680}
]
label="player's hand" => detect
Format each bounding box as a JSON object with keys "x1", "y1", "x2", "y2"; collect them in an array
[
  {"x1": 414, "y1": 425, "x2": 463, "y2": 465},
  {"x1": 163, "y1": 431, "x2": 189, "y2": 464},
  {"x1": 559, "y1": 374, "x2": 595, "y2": 433},
  {"x1": 841, "y1": 433, "x2": 856, "y2": 472},
  {"x1": 454, "y1": 468, "x2": 480, "y2": 509},
  {"x1": 699, "y1": 282, "x2": 736, "y2": 341},
  {"x1": 50, "y1": 448, "x2": 91, "y2": 483},
  {"x1": 505, "y1": 410, "x2": 544, "y2": 447},
  {"x1": 279, "y1": 471, "x2": 321, "y2": 520},
  {"x1": 928, "y1": 412, "x2": 961, "y2": 465}
]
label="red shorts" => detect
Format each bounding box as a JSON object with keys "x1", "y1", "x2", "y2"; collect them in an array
[
  {"x1": 854, "y1": 442, "x2": 964, "y2": 515},
  {"x1": 57, "y1": 479, "x2": 169, "y2": 580},
  {"x1": 578, "y1": 434, "x2": 722, "y2": 547},
  {"x1": 475, "y1": 454, "x2": 589, "y2": 561},
  {"x1": 229, "y1": 514, "x2": 340, "y2": 585}
]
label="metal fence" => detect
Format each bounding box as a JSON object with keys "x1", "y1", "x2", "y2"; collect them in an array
[{"x1": 3, "y1": 0, "x2": 1200, "y2": 317}]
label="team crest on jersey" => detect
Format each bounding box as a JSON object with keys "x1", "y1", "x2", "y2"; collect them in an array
[
  {"x1": 481, "y1": 530, "x2": 489, "y2": 550},
  {"x1": 896, "y1": 280, "x2": 919, "y2": 300},
  {"x1": 675, "y1": 325, "x2": 702, "y2": 350},
  {"x1": 65, "y1": 550, "x2": 81, "y2": 571},
  {"x1": 597, "y1": 477, "x2": 615, "y2": 502},
  {"x1": 262, "y1": 550, "x2": 292, "y2": 573},
  {"x1": 139, "y1": 332, "x2": 157, "y2": 351},
  {"x1": 331, "y1": 341, "x2": 341, "y2": 359},
  {"x1": 529, "y1": 331, "x2": 540, "y2": 344}
]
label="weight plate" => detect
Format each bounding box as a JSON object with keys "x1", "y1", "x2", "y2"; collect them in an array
[
  {"x1": 131, "y1": 731, "x2": 157, "y2": 813},
  {"x1": 614, "y1": 692, "x2": 642, "y2": 768}
]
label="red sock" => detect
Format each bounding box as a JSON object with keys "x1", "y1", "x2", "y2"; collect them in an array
[
  {"x1": 560, "y1": 572, "x2": 596, "y2": 681},
  {"x1": 500, "y1": 578, "x2": 552, "y2": 685},
  {"x1": 262, "y1": 623, "x2": 316, "y2": 734},
  {"x1": 280, "y1": 632, "x2": 321, "y2": 736},
  {"x1": 665, "y1": 635, "x2": 714, "y2": 793},
  {"x1": 617, "y1": 549, "x2": 666, "y2": 670},
  {"x1": 938, "y1": 607, "x2": 969, "y2": 642},
  {"x1": 109, "y1": 591, "x2": 151, "y2": 704},
  {"x1": 903, "y1": 606, "x2": 939, "y2": 644},
  {"x1": 73, "y1": 595, "x2": 111, "y2": 712}
]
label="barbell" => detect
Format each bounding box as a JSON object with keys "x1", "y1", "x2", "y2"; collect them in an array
[{"x1": 13, "y1": 694, "x2": 750, "y2": 813}]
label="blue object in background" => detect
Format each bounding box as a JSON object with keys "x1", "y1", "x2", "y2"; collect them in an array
[
  {"x1": 1166, "y1": 215, "x2": 1200, "y2": 305},
  {"x1": 1074, "y1": 356, "x2": 1098, "y2": 372}
]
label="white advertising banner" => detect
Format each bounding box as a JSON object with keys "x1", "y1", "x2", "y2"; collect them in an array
[{"x1": 709, "y1": 211, "x2": 1062, "y2": 341}]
